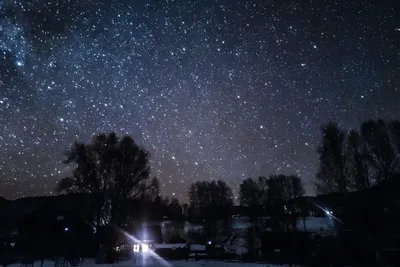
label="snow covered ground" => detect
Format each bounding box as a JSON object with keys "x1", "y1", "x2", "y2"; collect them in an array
[
  {"x1": 8, "y1": 258, "x2": 287, "y2": 267},
  {"x1": 296, "y1": 216, "x2": 335, "y2": 233},
  {"x1": 231, "y1": 215, "x2": 335, "y2": 233}
]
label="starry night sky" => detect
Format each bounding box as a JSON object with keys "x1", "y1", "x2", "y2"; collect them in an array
[{"x1": 0, "y1": 0, "x2": 399, "y2": 200}]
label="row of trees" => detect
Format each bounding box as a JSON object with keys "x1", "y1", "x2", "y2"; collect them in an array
[
  {"x1": 239, "y1": 175, "x2": 304, "y2": 212},
  {"x1": 55, "y1": 118, "x2": 400, "y2": 239},
  {"x1": 55, "y1": 131, "x2": 306, "y2": 236},
  {"x1": 186, "y1": 119, "x2": 400, "y2": 222},
  {"x1": 316, "y1": 119, "x2": 400, "y2": 194}
]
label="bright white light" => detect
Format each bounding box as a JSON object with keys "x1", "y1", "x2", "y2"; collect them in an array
[
  {"x1": 325, "y1": 210, "x2": 333, "y2": 215},
  {"x1": 142, "y1": 244, "x2": 149, "y2": 253},
  {"x1": 64, "y1": 227, "x2": 69, "y2": 232},
  {"x1": 133, "y1": 244, "x2": 140, "y2": 252},
  {"x1": 121, "y1": 230, "x2": 171, "y2": 267},
  {"x1": 313, "y1": 202, "x2": 343, "y2": 224},
  {"x1": 207, "y1": 241, "x2": 212, "y2": 245}
]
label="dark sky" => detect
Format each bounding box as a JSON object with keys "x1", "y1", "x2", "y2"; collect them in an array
[{"x1": 0, "y1": 0, "x2": 399, "y2": 201}]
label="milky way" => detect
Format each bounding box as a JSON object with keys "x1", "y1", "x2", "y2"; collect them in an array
[{"x1": 0, "y1": 0, "x2": 399, "y2": 200}]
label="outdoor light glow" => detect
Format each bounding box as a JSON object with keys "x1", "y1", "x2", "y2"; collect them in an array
[
  {"x1": 312, "y1": 202, "x2": 343, "y2": 224},
  {"x1": 120, "y1": 229, "x2": 171, "y2": 267},
  {"x1": 141, "y1": 244, "x2": 149, "y2": 253},
  {"x1": 133, "y1": 245, "x2": 140, "y2": 252},
  {"x1": 325, "y1": 210, "x2": 333, "y2": 215},
  {"x1": 208, "y1": 241, "x2": 212, "y2": 245},
  {"x1": 64, "y1": 227, "x2": 69, "y2": 232}
]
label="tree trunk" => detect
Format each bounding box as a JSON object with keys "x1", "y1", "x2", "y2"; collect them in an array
[
  {"x1": 303, "y1": 217, "x2": 307, "y2": 233},
  {"x1": 292, "y1": 214, "x2": 298, "y2": 232},
  {"x1": 252, "y1": 217, "x2": 257, "y2": 260},
  {"x1": 206, "y1": 220, "x2": 212, "y2": 241}
]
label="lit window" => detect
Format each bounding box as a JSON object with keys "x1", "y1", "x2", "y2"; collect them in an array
[{"x1": 141, "y1": 244, "x2": 149, "y2": 253}]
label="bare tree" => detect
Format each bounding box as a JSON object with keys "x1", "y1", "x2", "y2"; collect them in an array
[
  {"x1": 267, "y1": 175, "x2": 305, "y2": 231},
  {"x1": 239, "y1": 177, "x2": 267, "y2": 259},
  {"x1": 188, "y1": 180, "x2": 233, "y2": 238},
  {"x1": 315, "y1": 122, "x2": 349, "y2": 194},
  {"x1": 345, "y1": 130, "x2": 370, "y2": 190},
  {"x1": 361, "y1": 120, "x2": 397, "y2": 182},
  {"x1": 57, "y1": 132, "x2": 153, "y2": 228},
  {"x1": 239, "y1": 178, "x2": 262, "y2": 208},
  {"x1": 389, "y1": 120, "x2": 400, "y2": 169}
]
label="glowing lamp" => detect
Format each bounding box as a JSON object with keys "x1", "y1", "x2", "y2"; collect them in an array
[
  {"x1": 325, "y1": 210, "x2": 333, "y2": 215},
  {"x1": 141, "y1": 244, "x2": 149, "y2": 253}
]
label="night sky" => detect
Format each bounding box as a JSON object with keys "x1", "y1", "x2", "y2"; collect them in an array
[{"x1": 0, "y1": 0, "x2": 399, "y2": 201}]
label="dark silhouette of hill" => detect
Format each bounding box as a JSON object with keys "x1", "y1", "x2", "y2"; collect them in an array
[{"x1": 0, "y1": 193, "x2": 94, "y2": 236}]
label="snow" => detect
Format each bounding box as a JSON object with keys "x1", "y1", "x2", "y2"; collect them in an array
[
  {"x1": 223, "y1": 237, "x2": 248, "y2": 255},
  {"x1": 152, "y1": 243, "x2": 207, "y2": 251},
  {"x1": 155, "y1": 243, "x2": 187, "y2": 249},
  {"x1": 7, "y1": 259, "x2": 287, "y2": 267},
  {"x1": 189, "y1": 244, "x2": 206, "y2": 251},
  {"x1": 230, "y1": 215, "x2": 335, "y2": 234},
  {"x1": 296, "y1": 216, "x2": 335, "y2": 233},
  {"x1": 231, "y1": 216, "x2": 252, "y2": 230},
  {"x1": 184, "y1": 222, "x2": 204, "y2": 233},
  {"x1": 170, "y1": 260, "x2": 284, "y2": 267}
]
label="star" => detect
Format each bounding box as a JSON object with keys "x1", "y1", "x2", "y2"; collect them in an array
[{"x1": 0, "y1": 0, "x2": 398, "y2": 201}]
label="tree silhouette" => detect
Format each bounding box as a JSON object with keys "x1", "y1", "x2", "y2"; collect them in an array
[
  {"x1": 389, "y1": 120, "x2": 400, "y2": 164},
  {"x1": 239, "y1": 178, "x2": 261, "y2": 208},
  {"x1": 239, "y1": 176, "x2": 268, "y2": 214},
  {"x1": 345, "y1": 130, "x2": 370, "y2": 190},
  {"x1": 361, "y1": 119, "x2": 397, "y2": 182},
  {"x1": 168, "y1": 197, "x2": 183, "y2": 220},
  {"x1": 315, "y1": 122, "x2": 348, "y2": 194},
  {"x1": 56, "y1": 132, "x2": 152, "y2": 228},
  {"x1": 267, "y1": 175, "x2": 304, "y2": 205},
  {"x1": 140, "y1": 176, "x2": 160, "y2": 202},
  {"x1": 239, "y1": 176, "x2": 268, "y2": 259},
  {"x1": 266, "y1": 175, "x2": 305, "y2": 231},
  {"x1": 188, "y1": 180, "x2": 233, "y2": 238}
]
